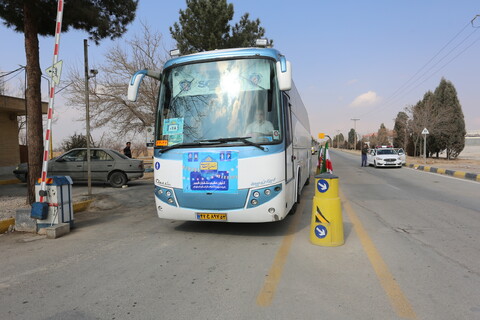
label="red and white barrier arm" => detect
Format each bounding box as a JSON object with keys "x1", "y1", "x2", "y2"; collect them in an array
[{"x1": 39, "y1": 0, "x2": 64, "y2": 202}]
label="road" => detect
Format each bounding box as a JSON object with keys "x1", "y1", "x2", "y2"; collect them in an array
[{"x1": 0, "y1": 150, "x2": 479, "y2": 320}]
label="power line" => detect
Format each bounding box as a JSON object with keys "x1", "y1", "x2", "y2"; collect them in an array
[
  {"x1": 0, "y1": 68, "x2": 24, "y2": 83},
  {"x1": 383, "y1": 22, "x2": 471, "y2": 103},
  {"x1": 354, "y1": 15, "x2": 480, "y2": 119},
  {"x1": 0, "y1": 66, "x2": 24, "y2": 78}
]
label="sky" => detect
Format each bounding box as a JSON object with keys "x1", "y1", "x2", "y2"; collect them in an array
[{"x1": 1, "y1": 0, "x2": 479, "y2": 147}]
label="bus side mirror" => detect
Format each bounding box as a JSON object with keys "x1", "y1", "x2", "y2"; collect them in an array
[
  {"x1": 276, "y1": 60, "x2": 292, "y2": 91},
  {"x1": 127, "y1": 69, "x2": 161, "y2": 102}
]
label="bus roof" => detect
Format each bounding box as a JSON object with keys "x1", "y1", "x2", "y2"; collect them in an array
[{"x1": 164, "y1": 48, "x2": 284, "y2": 69}]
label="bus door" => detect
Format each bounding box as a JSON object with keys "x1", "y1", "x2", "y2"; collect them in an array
[{"x1": 283, "y1": 93, "x2": 294, "y2": 184}]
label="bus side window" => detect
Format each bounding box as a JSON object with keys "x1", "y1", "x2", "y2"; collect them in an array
[{"x1": 283, "y1": 93, "x2": 292, "y2": 146}]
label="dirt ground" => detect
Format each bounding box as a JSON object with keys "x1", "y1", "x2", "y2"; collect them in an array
[
  {"x1": 406, "y1": 156, "x2": 480, "y2": 174},
  {"x1": 406, "y1": 145, "x2": 480, "y2": 174}
]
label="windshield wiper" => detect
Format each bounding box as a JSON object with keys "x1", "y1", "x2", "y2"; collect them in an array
[{"x1": 195, "y1": 136, "x2": 265, "y2": 151}]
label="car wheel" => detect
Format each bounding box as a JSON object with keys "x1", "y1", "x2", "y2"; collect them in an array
[
  {"x1": 374, "y1": 161, "x2": 378, "y2": 168},
  {"x1": 109, "y1": 171, "x2": 127, "y2": 188}
]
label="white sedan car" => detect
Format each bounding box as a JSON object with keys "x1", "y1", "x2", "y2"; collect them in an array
[
  {"x1": 367, "y1": 148, "x2": 403, "y2": 168},
  {"x1": 395, "y1": 148, "x2": 406, "y2": 165}
]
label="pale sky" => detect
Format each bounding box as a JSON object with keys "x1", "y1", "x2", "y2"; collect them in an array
[{"x1": 1, "y1": 0, "x2": 479, "y2": 147}]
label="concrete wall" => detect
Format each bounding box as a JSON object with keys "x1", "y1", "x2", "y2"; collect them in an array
[{"x1": 0, "y1": 111, "x2": 20, "y2": 166}]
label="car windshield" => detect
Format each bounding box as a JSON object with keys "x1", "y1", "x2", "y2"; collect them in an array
[
  {"x1": 377, "y1": 149, "x2": 396, "y2": 155},
  {"x1": 156, "y1": 58, "x2": 282, "y2": 148}
]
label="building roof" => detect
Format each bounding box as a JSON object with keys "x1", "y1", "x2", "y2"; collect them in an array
[{"x1": 0, "y1": 95, "x2": 48, "y2": 115}]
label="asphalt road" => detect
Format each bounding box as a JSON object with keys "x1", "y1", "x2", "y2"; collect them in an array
[{"x1": 0, "y1": 150, "x2": 479, "y2": 320}]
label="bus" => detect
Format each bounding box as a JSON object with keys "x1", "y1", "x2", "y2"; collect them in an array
[{"x1": 128, "y1": 46, "x2": 311, "y2": 222}]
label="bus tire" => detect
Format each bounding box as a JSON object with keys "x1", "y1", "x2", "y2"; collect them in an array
[
  {"x1": 296, "y1": 172, "x2": 302, "y2": 204},
  {"x1": 289, "y1": 203, "x2": 297, "y2": 215}
]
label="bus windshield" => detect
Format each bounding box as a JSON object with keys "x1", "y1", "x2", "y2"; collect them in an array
[{"x1": 156, "y1": 58, "x2": 282, "y2": 147}]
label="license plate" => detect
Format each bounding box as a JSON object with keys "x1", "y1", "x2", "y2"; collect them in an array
[{"x1": 196, "y1": 213, "x2": 227, "y2": 221}]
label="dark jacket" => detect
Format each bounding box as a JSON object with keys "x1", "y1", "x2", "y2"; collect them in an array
[{"x1": 123, "y1": 146, "x2": 132, "y2": 158}]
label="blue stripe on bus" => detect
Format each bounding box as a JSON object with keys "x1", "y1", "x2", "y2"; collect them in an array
[{"x1": 154, "y1": 144, "x2": 284, "y2": 160}]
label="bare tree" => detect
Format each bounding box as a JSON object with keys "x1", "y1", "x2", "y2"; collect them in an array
[
  {"x1": 406, "y1": 91, "x2": 437, "y2": 157},
  {"x1": 65, "y1": 22, "x2": 168, "y2": 136}
]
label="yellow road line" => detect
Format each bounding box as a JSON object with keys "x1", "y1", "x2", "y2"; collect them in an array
[
  {"x1": 340, "y1": 188, "x2": 417, "y2": 319},
  {"x1": 256, "y1": 200, "x2": 305, "y2": 307}
]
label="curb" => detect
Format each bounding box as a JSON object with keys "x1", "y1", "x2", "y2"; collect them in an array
[
  {"x1": 0, "y1": 178, "x2": 22, "y2": 185},
  {"x1": 72, "y1": 199, "x2": 94, "y2": 213},
  {"x1": 407, "y1": 163, "x2": 480, "y2": 182},
  {"x1": 0, "y1": 199, "x2": 94, "y2": 234},
  {"x1": 0, "y1": 218, "x2": 15, "y2": 233}
]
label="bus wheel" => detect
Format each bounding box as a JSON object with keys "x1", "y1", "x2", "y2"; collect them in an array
[
  {"x1": 296, "y1": 173, "x2": 302, "y2": 204},
  {"x1": 289, "y1": 203, "x2": 297, "y2": 215}
]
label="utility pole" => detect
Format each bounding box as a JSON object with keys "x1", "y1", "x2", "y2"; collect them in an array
[
  {"x1": 351, "y1": 118, "x2": 359, "y2": 150},
  {"x1": 84, "y1": 39, "x2": 92, "y2": 196}
]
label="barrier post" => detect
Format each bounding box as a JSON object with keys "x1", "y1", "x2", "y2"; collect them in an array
[{"x1": 310, "y1": 172, "x2": 344, "y2": 246}]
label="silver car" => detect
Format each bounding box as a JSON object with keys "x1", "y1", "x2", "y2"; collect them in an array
[{"x1": 13, "y1": 148, "x2": 144, "y2": 187}]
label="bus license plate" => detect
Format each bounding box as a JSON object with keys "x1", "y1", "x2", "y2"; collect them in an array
[{"x1": 196, "y1": 213, "x2": 227, "y2": 221}]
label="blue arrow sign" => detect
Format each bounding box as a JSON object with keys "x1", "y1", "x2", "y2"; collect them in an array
[
  {"x1": 317, "y1": 179, "x2": 329, "y2": 193},
  {"x1": 315, "y1": 225, "x2": 328, "y2": 239}
]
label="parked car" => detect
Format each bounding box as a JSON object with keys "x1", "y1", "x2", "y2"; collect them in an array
[
  {"x1": 13, "y1": 148, "x2": 144, "y2": 187},
  {"x1": 395, "y1": 148, "x2": 406, "y2": 165},
  {"x1": 366, "y1": 148, "x2": 403, "y2": 168}
]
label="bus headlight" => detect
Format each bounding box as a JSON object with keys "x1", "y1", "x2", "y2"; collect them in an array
[
  {"x1": 247, "y1": 183, "x2": 282, "y2": 208},
  {"x1": 154, "y1": 186, "x2": 177, "y2": 207}
]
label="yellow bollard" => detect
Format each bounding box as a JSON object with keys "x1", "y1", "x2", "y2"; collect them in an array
[{"x1": 310, "y1": 173, "x2": 344, "y2": 246}]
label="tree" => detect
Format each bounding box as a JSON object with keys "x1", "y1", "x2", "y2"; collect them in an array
[
  {"x1": 333, "y1": 133, "x2": 344, "y2": 148},
  {"x1": 407, "y1": 92, "x2": 435, "y2": 157},
  {"x1": 348, "y1": 128, "x2": 355, "y2": 149},
  {"x1": 59, "y1": 133, "x2": 89, "y2": 152},
  {"x1": 377, "y1": 123, "x2": 389, "y2": 146},
  {"x1": 433, "y1": 78, "x2": 466, "y2": 159},
  {"x1": 393, "y1": 111, "x2": 408, "y2": 149},
  {"x1": 0, "y1": 0, "x2": 138, "y2": 204},
  {"x1": 66, "y1": 22, "x2": 166, "y2": 136},
  {"x1": 170, "y1": 0, "x2": 272, "y2": 55}
]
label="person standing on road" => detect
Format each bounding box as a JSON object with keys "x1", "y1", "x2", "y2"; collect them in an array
[
  {"x1": 123, "y1": 142, "x2": 132, "y2": 158},
  {"x1": 361, "y1": 143, "x2": 368, "y2": 167}
]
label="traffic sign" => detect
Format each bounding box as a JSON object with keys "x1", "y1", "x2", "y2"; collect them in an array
[
  {"x1": 45, "y1": 60, "x2": 63, "y2": 85},
  {"x1": 317, "y1": 179, "x2": 329, "y2": 193},
  {"x1": 422, "y1": 128, "x2": 429, "y2": 135},
  {"x1": 314, "y1": 225, "x2": 327, "y2": 238},
  {"x1": 146, "y1": 126, "x2": 154, "y2": 147}
]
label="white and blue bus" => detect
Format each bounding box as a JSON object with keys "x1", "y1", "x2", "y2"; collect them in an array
[{"x1": 128, "y1": 47, "x2": 311, "y2": 222}]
